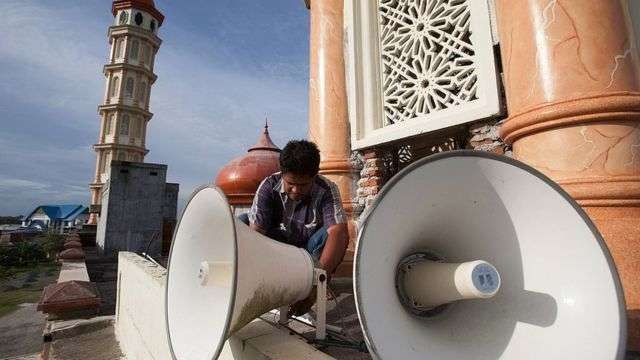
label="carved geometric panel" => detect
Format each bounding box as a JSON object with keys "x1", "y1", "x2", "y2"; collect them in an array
[
  {"x1": 379, "y1": 0, "x2": 478, "y2": 126},
  {"x1": 344, "y1": 0, "x2": 501, "y2": 149}
]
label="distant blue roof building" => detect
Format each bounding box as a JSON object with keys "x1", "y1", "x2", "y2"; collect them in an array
[{"x1": 23, "y1": 204, "x2": 89, "y2": 231}]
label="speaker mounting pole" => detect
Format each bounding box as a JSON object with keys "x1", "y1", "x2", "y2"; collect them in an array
[
  {"x1": 274, "y1": 268, "x2": 328, "y2": 340},
  {"x1": 314, "y1": 268, "x2": 327, "y2": 341}
]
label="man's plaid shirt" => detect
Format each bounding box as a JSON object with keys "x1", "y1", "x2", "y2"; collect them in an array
[{"x1": 248, "y1": 172, "x2": 346, "y2": 248}]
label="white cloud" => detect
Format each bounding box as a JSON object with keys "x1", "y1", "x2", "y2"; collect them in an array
[
  {"x1": 0, "y1": 135, "x2": 94, "y2": 214},
  {"x1": 146, "y1": 46, "x2": 308, "y2": 211},
  {"x1": 0, "y1": 0, "x2": 310, "y2": 215},
  {"x1": 0, "y1": 177, "x2": 49, "y2": 191},
  {"x1": 0, "y1": 1, "x2": 106, "y2": 124}
]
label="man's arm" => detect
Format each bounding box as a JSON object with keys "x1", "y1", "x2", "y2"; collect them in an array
[
  {"x1": 290, "y1": 178, "x2": 348, "y2": 316},
  {"x1": 248, "y1": 177, "x2": 273, "y2": 235},
  {"x1": 289, "y1": 222, "x2": 348, "y2": 316},
  {"x1": 318, "y1": 179, "x2": 349, "y2": 275},
  {"x1": 318, "y1": 223, "x2": 349, "y2": 274}
]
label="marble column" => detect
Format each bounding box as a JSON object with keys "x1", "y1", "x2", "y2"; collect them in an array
[
  {"x1": 495, "y1": 0, "x2": 640, "y2": 349},
  {"x1": 308, "y1": 0, "x2": 357, "y2": 277}
]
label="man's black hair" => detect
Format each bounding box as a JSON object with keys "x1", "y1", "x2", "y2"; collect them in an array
[{"x1": 279, "y1": 140, "x2": 320, "y2": 177}]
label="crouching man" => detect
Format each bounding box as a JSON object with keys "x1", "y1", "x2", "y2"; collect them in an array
[{"x1": 240, "y1": 139, "x2": 349, "y2": 315}]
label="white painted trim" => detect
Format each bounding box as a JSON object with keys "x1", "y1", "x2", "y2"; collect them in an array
[{"x1": 344, "y1": 0, "x2": 503, "y2": 150}]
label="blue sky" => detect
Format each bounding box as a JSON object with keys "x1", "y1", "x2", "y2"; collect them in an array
[{"x1": 0, "y1": 0, "x2": 310, "y2": 216}]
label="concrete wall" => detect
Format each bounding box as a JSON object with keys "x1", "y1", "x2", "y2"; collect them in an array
[
  {"x1": 115, "y1": 252, "x2": 335, "y2": 360},
  {"x1": 97, "y1": 161, "x2": 171, "y2": 257},
  {"x1": 163, "y1": 183, "x2": 179, "y2": 220},
  {"x1": 115, "y1": 252, "x2": 171, "y2": 360}
]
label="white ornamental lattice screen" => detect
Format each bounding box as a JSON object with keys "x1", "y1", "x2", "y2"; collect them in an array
[{"x1": 345, "y1": 0, "x2": 502, "y2": 150}]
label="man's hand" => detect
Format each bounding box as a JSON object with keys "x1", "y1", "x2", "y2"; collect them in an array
[
  {"x1": 319, "y1": 223, "x2": 349, "y2": 275},
  {"x1": 289, "y1": 286, "x2": 317, "y2": 316},
  {"x1": 289, "y1": 223, "x2": 348, "y2": 317}
]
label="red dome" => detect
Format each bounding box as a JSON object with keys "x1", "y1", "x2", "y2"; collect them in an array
[
  {"x1": 215, "y1": 121, "x2": 281, "y2": 206},
  {"x1": 112, "y1": 0, "x2": 165, "y2": 25}
]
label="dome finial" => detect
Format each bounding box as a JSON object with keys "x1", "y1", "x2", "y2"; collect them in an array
[{"x1": 248, "y1": 118, "x2": 279, "y2": 152}]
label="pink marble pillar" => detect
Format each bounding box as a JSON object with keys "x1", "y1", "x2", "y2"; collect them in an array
[
  {"x1": 308, "y1": 0, "x2": 357, "y2": 277},
  {"x1": 496, "y1": 0, "x2": 640, "y2": 349}
]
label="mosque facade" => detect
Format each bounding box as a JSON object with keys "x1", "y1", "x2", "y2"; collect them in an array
[
  {"x1": 217, "y1": 0, "x2": 640, "y2": 350},
  {"x1": 82, "y1": 0, "x2": 640, "y2": 353}
]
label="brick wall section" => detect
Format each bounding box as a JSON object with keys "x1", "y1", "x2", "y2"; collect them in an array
[
  {"x1": 350, "y1": 151, "x2": 365, "y2": 217},
  {"x1": 355, "y1": 150, "x2": 385, "y2": 214},
  {"x1": 353, "y1": 119, "x2": 511, "y2": 221},
  {"x1": 466, "y1": 119, "x2": 512, "y2": 157}
]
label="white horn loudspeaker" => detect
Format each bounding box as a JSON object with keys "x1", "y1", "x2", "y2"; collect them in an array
[
  {"x1": 165, "y1": 186, "x2": 328, "y2": 360},
  {"x1": 354, "y1": 151, "x2": 626, "y2": 359}
]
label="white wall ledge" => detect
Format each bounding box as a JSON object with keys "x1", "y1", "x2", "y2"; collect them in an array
[{"x1": 116, "y1": 252, "x2": 333, "y2": 360}]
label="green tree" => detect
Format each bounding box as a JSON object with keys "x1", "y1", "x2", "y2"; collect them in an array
[
  {"x1": 0, "y1": 241, "x2": 45, "y2": 267},
  {"x1": 41, "y1": 232, "x2": 65, "y2": 259}
]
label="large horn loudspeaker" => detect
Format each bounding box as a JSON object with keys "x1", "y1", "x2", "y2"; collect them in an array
[
  {"x1": 165, "y1": 186, "x2": 319, "y2": 359},
  {"x1": 354, "y1": 151, "x2": 626, "y2": 359}
]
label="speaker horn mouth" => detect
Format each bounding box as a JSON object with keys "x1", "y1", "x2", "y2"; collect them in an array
[
  {"x1": 165, "y1": 185, "x2": 239, "y2": 360},
  {"x1": 354, "y1": 151, "x2": 626, "y2": 360}
]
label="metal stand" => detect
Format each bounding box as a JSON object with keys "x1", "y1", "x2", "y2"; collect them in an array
[
  {"x1": 274, "y1": 268, "x2": 328, "y2": 340},
  {"x1": 313, "y1": 268, "x2": 327, "y2": 340},
  {"x1": 278, "y1": 305, "x2": 289, "y2": 325},
  {"x1": 265, "y1": 269, "x2": 368, "y2": 353}
]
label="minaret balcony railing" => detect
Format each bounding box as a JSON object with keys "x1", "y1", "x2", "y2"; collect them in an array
[
  {"x1": 98, "y1": 103, "x2": 153, "y2": 119},
  {"x1": 108, "y1": 25, "x2": 162, "y2": 48},
  {"x1": 93, "y1": 142, "x2": 149, "y2": 154},
  {"x1": 108, "y1": 55, "x2": 153, "y2": 71},
  {"x1": 103, "y1": 63, "x2": 157, "y2": 84},
  {"x1": 108, "y1": 56, "x2": 150, "y2": 68}
]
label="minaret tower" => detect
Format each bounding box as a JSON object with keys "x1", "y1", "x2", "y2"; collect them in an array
[{"x1": 88, "y1": 0, "x2": 164, "y2": 224}]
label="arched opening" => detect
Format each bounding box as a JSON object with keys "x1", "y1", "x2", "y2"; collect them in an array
[
  {"x1": 120, "y1": 114, "x2": 130, "y2": 136},
  {"x1": 115, "y1": 38, "x2": 123, "y2": 59},
  {"x1": 106, "y1": 114, "x2": 114, "y2": 134},
  {"x1": 137, "y1": 81, "x2": 146, "y2": 103},
  {"x1": 111, "y1": 77, "x2": 119, "y2": 97},
  {"x1": 125, "y1": 78, "x2": 135, "y2": 98},
  {"x1": 130, "y1": 39, "x2": 139, "y2": 60},
  {"x1": 141, "y1": 45, "x2": 147, "y2": 65},
  {"x1": 119, "y1": 11, "x2": 128, "y2": 25},
  {"x1": 138, "y1": 117, "x2": 145, "y2": 138},
  {"x1": 145, "y1": 45, "x2": 152, "y2": 65},
  {"x1": 130, "y1": 118, "x2": 138, "y2": 138}
]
